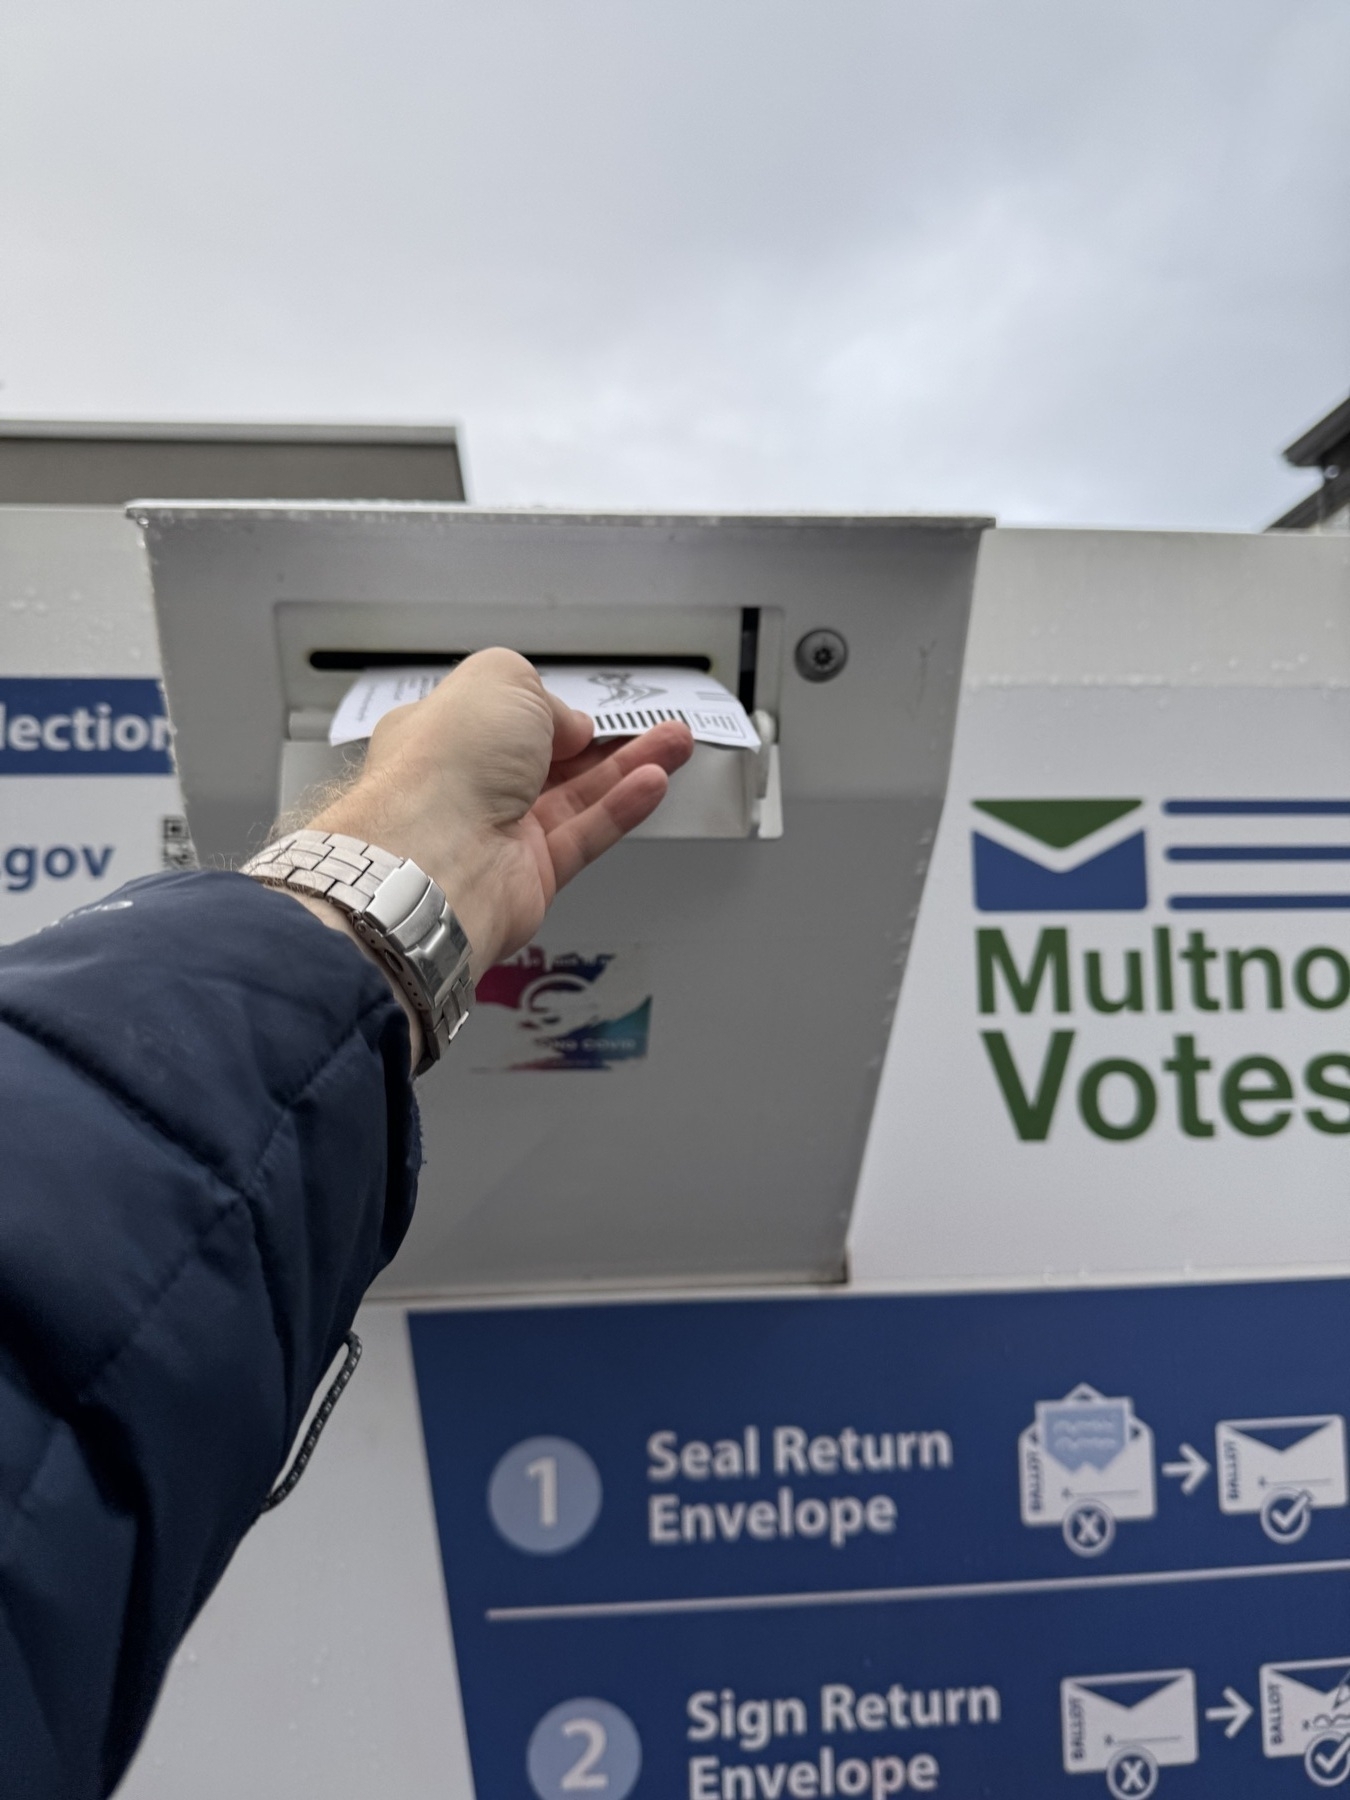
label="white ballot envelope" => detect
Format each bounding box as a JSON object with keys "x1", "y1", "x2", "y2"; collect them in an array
[
  {"x1": 1216, "y1": 1415, "x2": 1348, "y2": 1515},
  {"x1": 1020, "y1": 1384, "x2": 1156, "y2": 1527},
  {"x1": 329, "y1": 663, "x2": 761, "y2": 750},
  {"x1": 1061, "y1": 1670, "x2": 1198, "y2": 1775},
  {"x1": 1260, "y1": 1658, "x2": 1350, "y2": 1759}
]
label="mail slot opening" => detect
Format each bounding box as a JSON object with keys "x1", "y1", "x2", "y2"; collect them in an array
[
  {"x1": 304, "y1": 605, "x2": 761, "y2": 711},
  {"x1": 307, "y1": 649, "x2": 716, "y2": 673}
]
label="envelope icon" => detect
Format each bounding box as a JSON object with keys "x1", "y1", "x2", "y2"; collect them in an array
[
  {"x1": 1260, "y1": 1658, "x2": 1350, "y2": 1758},
  {"x1": 1216, "y1": 1415, "x2": 1348, "y2": 1516},
  {"x1": 1020, "y1": 1384, "x2": 1156, "y2": 1527},
  {"x1": 1061, "y1": 1670, "x2": 1198, "y2": 1774},
  {"x1": 972, "y1": 799, "x2": 1146, "y2": 912}
]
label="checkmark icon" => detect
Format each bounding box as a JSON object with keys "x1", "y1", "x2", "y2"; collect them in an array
[
  {"x1": 1306, "y1": 1731, "x2": 1350, "y2": 1786},
  {"x1": 1315, "y1": 1739, "x2": 1350, "y2": 1776},
  {"x1": 1259, "y1": 1485, "x2": 1316, "y2": 1544},
  {"x1": 1268, "y1": 1490, "x2": 1313, "y2": 1536}
]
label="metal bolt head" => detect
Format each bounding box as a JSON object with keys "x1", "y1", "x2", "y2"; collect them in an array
[{"x1": 795, "y1": 628, "x2": 849, "y2": 682}]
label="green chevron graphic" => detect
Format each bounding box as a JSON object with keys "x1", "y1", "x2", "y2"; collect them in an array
[{"x1": 972, "y1": 799, "x2": 1142, "y2": 850}]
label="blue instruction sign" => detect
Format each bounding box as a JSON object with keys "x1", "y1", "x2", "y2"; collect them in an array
[{"x1": 410, "y1": 1282, "x2": 1350, "y2": 1797}]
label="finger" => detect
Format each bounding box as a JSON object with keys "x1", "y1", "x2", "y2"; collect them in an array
[
  {"x1": 540, "y1": 724, "x2": 661, "y2": 792},
  {"x1": 535, "y1": 721, "x2": 694, "y2": 829},
  {"x1": 543, "y1": 719, "x2": 694, "y2": 787},
  {"x1": 544, "y1": 764, "x2": 672, "y2": 890},
  {"x1": 544, "y1": 688, "x2": 595, "y2": 764},
  {"x1": 540, "y1": 737, "x2": 623, "y2": 793}
]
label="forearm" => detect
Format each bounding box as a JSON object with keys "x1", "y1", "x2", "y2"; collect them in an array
[
  {"x1": 0, "y1": 649, "x2": 688, "y2": 1798},
  {"x1": 0, "y1": 870, "x2": 419, "y2": 1796}
]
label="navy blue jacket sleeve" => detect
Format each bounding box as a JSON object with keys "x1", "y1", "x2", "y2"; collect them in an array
[{"x1": 0, "y1": 870, "x2": 420, "y2": 1799}]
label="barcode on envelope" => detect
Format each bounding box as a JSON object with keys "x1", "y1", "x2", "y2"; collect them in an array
[{"x1": 593, "y1": 707, "x2": 748, "y2": 738}]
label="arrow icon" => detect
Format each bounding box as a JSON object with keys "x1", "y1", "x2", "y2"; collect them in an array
[
  {"x1": 1205, "y1": 1687, "x2": 1254, "y2": 1738},
  {"x1": 1162, "y1": 1442, "x2": 1211, "y2": 1495}
]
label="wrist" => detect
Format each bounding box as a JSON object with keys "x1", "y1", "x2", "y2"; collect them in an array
[
  {"x1": 285, "y1": 891, "x2": 426, "y2": 1070},
  {"x1": 308, "y1": 796, "x2": 501, "y2": 976},
  {"x1": 242, "y1": 829, "x2": 474, "y2": 1075}
]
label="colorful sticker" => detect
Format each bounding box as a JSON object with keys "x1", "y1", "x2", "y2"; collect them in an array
[{"x1": 471, "y1": 946, "x2": 652, "y2": 1072}]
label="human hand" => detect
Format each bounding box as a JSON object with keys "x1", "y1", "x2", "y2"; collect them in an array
[{"x1": 308, "y1": 648, "x2": 694, "y2": 976}]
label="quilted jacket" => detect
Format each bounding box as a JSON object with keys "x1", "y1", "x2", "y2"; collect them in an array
[{"x1": 0, "y1": 871, "x2": 418, "y2": 1797}]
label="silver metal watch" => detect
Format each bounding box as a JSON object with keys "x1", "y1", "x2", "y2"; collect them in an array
[{"x1": 242, "y1": 829, "x2": 473, "y2": 1076}]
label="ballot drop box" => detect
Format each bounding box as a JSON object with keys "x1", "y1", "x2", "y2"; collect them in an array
[
  {"x1": 134, "y1": 505, "x2": 984, "y2": 1292},
  {"x1": 66, "y1": 516, "x2": 1350, "y2": 1800}
]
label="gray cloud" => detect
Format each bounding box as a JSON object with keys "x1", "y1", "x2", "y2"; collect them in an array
[{"x1": 2, "y1": 0, "x2": 1346, "y2": 525}]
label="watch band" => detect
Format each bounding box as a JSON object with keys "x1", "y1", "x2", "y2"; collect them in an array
[{"x1": 242, "y1": 829, "x2": 473, "y2": 1076}]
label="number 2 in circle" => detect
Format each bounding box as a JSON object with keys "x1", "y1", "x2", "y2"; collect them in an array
[
  {"x1": 527, "y1": 1698, "x2": 640, "y2": 1800},
  {"x1": 527, "y1": 1454, "x2": 559, "y2": 1530},
  {"x1": 561, "y1": 1717, "x2": 608, "y2": 1790}
]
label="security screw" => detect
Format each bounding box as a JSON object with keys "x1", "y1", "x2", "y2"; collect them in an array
[{"x1": 795, "y1": 628, "x2": 849, "y2": 683}]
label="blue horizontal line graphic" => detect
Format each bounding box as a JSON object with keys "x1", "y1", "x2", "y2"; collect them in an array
[
  {"x1": 1168, "y1": 894, "x2": 1350, "y2": 911},
  {"x1": 1164, "y1": 800, "x2": 1350, "y2": 816},
  {"x1": 1166, "y1": 846, "x2": 1350, "y2": 863}
]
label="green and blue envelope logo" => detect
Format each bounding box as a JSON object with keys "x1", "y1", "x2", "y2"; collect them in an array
[{"x1": 972, "y1": 800, "x2": 1147, "y2": 912}]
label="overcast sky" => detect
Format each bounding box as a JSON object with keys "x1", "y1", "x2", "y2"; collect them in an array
[{"x1": 3, "y1": 0, "x2": 1347, "y2": 527}]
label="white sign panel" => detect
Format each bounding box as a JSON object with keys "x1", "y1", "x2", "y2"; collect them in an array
[
  {"x1": 0, "y1": 675, "x2": 188, "y2": 943},
  {"x1": 852, "y1": 681, "x2": 1350, "y2": 1286}
]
